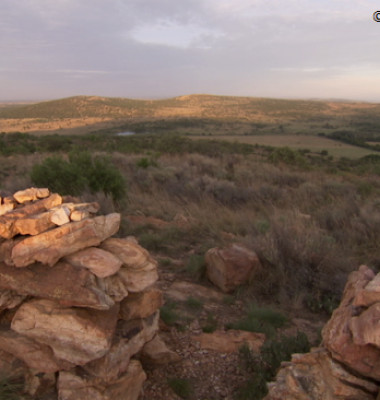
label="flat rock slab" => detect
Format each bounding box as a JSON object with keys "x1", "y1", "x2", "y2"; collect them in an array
[
  {"x1": 0, "y1": 261, "x2": 115, "y2": 310},
  {"x1": 11, "y1": 299, "x2": 119, "y2": 365},
  {"x1": 192, "y1": 330, "x2": 265, "y2": 353},
  {"x1": 58, "y1": 360, "x2": 146, "y2": 400},
  {"x1": 13, "y1": 187, "x2": 50, "y2": 203},
  {"x1": 0, "y1": 329, "x2": 74, "y2": 373},
  {"x1": 11, "y1": 213, "x2": 121, "y2": 267},
  {"x1": 0, "y1": 194, "x2": 62, "y2": 239},
  {"x1": 65, "y1": 247, "x2": 122, "y2": 278}
]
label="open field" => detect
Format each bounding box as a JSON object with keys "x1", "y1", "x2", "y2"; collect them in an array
[{"x1": 191, "y1": 134, "x2": 378, "y2": 159}]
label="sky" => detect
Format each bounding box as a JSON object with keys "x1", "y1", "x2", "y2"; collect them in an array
[{"x1": 1, "y1": 0, "x2": 380, "y2": 102}]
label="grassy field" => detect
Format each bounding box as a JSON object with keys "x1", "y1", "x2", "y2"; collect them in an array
[{"x1": 191, "y1": 134, "x2": 378, "y2": 159}]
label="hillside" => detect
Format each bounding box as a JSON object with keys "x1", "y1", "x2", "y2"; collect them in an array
[{"x1": 0, "y1": 94, "x2": 379, "y2": 137}]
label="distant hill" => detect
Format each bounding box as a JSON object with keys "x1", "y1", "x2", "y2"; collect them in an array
[{"x1": 0, "y1": 94, "x2": 379, "y2": 141}]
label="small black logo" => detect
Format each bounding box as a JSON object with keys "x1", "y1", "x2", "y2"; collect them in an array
[{"x1": 373, "y1": 11, "x2": 380, "y2": 22}]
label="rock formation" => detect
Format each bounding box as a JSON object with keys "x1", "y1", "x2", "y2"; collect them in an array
[
  {"x1": 0, "y1": 187, "x2": 165, "y2": 400},
  {"x1": 264, "y1": 265, "x2": 380, "y2": 400},
  {"x1": 205, "y1": 243, "x2": 262, "y2": 292}
]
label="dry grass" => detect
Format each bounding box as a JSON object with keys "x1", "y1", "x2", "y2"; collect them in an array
[{"x1": 2, "y1": 149, "x2": 379, "y2": 312}]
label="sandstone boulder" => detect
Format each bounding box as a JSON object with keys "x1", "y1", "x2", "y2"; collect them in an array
[
  {"x1": 50, "y1": 206, "x2": 71, "y2": 226},
  {"x1": 119, "y1": 288, "x2": 163, "y2": 320},
  {"x1": 0, "y1": 288, "x2": 26, "y2": 312},
  {"x1": 354, "y1": 273, "x2": 380, "y2": 308},
  {"x1": 0, "y1": 202, "x2": 15, "y2": 216},
  {"x1": 0, "y1": 261, "x2": 114, "y2": 310},
  {"x1": 13, "y1": 187, "x2": 50, "y2": 203},
  {"x1": 14, "y1": 210, "x2": 55, "y2": 236},
  {"x1": 58, "y1": 360, "x2": 146, "y2": 400},
  {"x1": 141, "y1": 334, "x2": 181, "y2": 365},
  {"x1": 322, "y1": 265, "x2": 380, "y2": 381},
  {"x1": 205, "y1": 244, "x2": 262, "y2": 292},
  {"x1": 192, "y1": 329, "x2": 265, "y2": 353},
  {"x1": 83, "y1": 312, "x2": 159, "y2": 382},
  {"x1": 0, "y1": 194, "x2": 62, "y2": 239},
  {"x1": 11, "y1": 299, "x2": 119, "y2": 365},
  {"x1": 264, "y1": 348, "x2": 379, "y2": 400},
  {"x1": 350, "y1": 302, "x2": 380, "y2": 348},
  {"x1": 0, "y1": 329, "x2": 74, "y2": 373},
  {"x1": 96, "y1": 273, "x2": 129, "y2": 302},
  {"x1": 64, "y1": 247, "x2": 122, "y2": 278},
  {"x1": 11, "y1": 213, "x2": 120, "y2": 267}
]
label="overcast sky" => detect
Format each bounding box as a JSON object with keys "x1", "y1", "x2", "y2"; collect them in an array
[{"x1": 1, "y1": 0, "x2": 380, "y2": 101}]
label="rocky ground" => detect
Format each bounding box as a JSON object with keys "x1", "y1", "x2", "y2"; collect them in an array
[{"x1": 138, "y1": 263, "x2": 326, "y2": 400}]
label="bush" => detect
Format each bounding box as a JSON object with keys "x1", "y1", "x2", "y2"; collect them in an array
[
  {"x1": 227, "y1": 304, "x2": 288, "y2": 338},
  {"x1": 236, "y1": 332, "x2": 310, "y2": 400},
  {"x1": 167, "y1": 377, "x2": 193, "y2": 399},
  {"x1": 30, "y1": 151, "x2": 126, "y2": 202}
]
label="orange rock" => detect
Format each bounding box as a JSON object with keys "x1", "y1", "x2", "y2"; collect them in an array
[
  {"x1": 0, "y1": 329, "x2": 74, "y2": 373},
  {"x1": 0, "y1": 193, "x2": 62, "y2": 239},
  {"x1": 141, "y1": 334, "x2": 181, "y2": 365},
  {"x1": 350, "y1": 303, "x2": 380, "y2": 348},
  {"x1": 0, "y1": 261, "x2": 115, "y2": 310},
  {"x1": 119, "y1": 288, "x2": 163, "y2": 320},
  {"x1": 264, "y1": 348, "x2": 379, "y2": 400},
  {"x1": 83, "y1": 312, "x2": 159, "y2": 382},
  {"x1": 206, "y1": 244, "x2": 262, "y2": 292},
  {"x1": 58, "y1": 359, "x2": 146, "y2": 400},
  {"x1": 192, "y1": 329, "x2": 265, "y2": 353},
  {"x1": 322, "y1": 265, "x2": 380, "y2": 381},
  {"x1": 13, "y1": 187, "x2": 49, "y2": 203},
  {"x1": 11, "y1": 213, "x2": 120, "y2": 267},
  {"x1": 11, "y1": 299, "x2": 119, "y2": 365},
  {"x1": 65, "y1": 247, "x2": 122, "y2": 278}
]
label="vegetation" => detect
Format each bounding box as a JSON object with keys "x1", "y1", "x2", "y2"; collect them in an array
[
  {"x1": 167, "y1": 377, "x2": 193, "y2": 399},
  {"x1": 237, "y1": 332, "x2": 310, "y2": 400},
  {"x1": 30, "y1": 151, "x2": 126, "y2": 202},
  {"x1": 227, "y1": 304, "x2": 288, "y2": 338}
]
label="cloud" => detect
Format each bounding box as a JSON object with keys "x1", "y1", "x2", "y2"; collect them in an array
[{"x1": 0, "y1": 0, "x2": 379, "y2": 100}]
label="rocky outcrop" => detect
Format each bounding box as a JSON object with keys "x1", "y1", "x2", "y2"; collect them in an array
[
  {"x1": 264, "y1": 265, "x2": 380, "y2": 400},
  {"x1": 0, "y1": 188, "x2": 164, "y2": 400},
  {"x1": 205, "y1": 244, "x2": 262, "y2": 292}
]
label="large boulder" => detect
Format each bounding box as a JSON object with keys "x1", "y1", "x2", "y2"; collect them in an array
[
  {"x1": 58, "y1": 360, "x2": 146, "y2": 400},
  {"x1": 101, "y1": 238, "x2": 158, "y2": 293},
  {"x1": 205, "y1": 244, "x2": 262, "y2": 292},
  {"x1": 11, "y1": 213, "x2": 121, "y2": 267},
  {"x1": 0, "y1": 261, "x2": 115, "y2": 310},
  {"x1": 264, "y1": 348, "x2": 379, "y2": 400},
  {"x1": 0, "y1": 329, "x2": 74, "y2": 373},
  {"x1": 322, "y1": 265, "x2": 380, "y2": 381},
  {"x1": 11, "y1": 299, "x2": 119, "y2": 365},
  {"x1": 64, "y1": 247, "x2": 122, "y2": 278}
]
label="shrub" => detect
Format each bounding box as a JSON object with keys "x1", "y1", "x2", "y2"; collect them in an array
[
  {"x1": 236, "y1": 332, "x2": 310, "y2": 400},
  {"x1": 167, "y1": 377, "x2": 193, "y2": 399},
  {"x1": 30, "y1": 151, "x2": 126, "y2": 202},
  {"x1": 227, "y1": 304, "x2": 288, "y2": 338},
  {"x1": 0, "y1": 376, "x2": 23, "y2": 400}
]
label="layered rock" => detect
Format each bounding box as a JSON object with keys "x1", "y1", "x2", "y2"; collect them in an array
[
  {"x1": 0, "y1": 188, "x2": 163, "y2": 400},
  {"x1": 264, "y1": 265, "x2": 380, "y2": 399}
]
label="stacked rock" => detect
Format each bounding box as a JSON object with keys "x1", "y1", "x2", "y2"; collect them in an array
[
  {"x1": 264, "y1": 265, "x2": 380, "y2": 400},
  {"x1": 0, "y1": 188, "x2": 163, "y2": 400}
]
